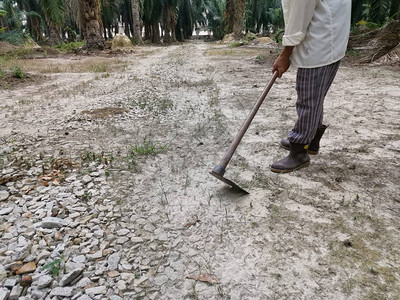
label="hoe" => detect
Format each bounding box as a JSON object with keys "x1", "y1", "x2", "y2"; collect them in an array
[{"x1": 210, "y1": 71, "x2": 278, "y2": 194}]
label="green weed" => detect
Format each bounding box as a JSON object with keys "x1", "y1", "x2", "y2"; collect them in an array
[
  {"x1": 130, "y1": 141, "x2": 167, "y2": 156},
  {"x1": 52, "y1": 41, "x2": 85, "y2": 53},
  {"x1": 43, "y1": 258, "x2": 62, "y2": 276},
  {"x1": 11, "y1": 66, "x2": 24, "y2": 78}
]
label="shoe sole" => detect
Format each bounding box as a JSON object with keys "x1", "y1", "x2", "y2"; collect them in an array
[
  {"x1": 270, "y1": 161, "x2": 310, "y2": 174},
  {"x1": 279, "y1": 144, "x2": 318, "y2": 155}
]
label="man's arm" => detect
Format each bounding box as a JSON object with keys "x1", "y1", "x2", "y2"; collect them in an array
[
  {"x1": 272, "y1": 46, "x2": 294, "y2": 78},
  {"x1": 272, "y1": 0, "x2": 317, "y2": 77}
]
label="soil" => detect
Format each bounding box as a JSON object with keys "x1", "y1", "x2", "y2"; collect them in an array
[{"x1": 1, "y1": 41, "x2": 400, "y2": 299}]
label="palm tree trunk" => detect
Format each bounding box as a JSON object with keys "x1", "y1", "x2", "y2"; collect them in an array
[
  {"x1": 224, "y1": 0, "x2": 234, "y2": 34},
  {"x1": 233, "y1": 0, "x2": 245, "y2": 39},
  {"x1": 152, "y1": 23, "x2": 161, "y2": 43},
  {"x1": 79, "y1": 0, "x2": 105, "y2": 50},
  {"x1": 132, "y1": 0, "x2": 142, "y2": 44}
]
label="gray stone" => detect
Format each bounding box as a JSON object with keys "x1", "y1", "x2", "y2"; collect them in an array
[
  {"x1": 0, "y1": 206, "x2": 13, "y2": 215},
  {"x1": 36, "y1": 275, "x2": 53, "y2": 289},
  {"x1": 77, "y1": 295, "x2": 92, "y2": 300},
  {"x1": 3, "y1": 277, "x2": 18, "y2": 288},
  {"x1": 9, "y1": 284, "x2": 23, "y2": 300},
  {"x1": 154, "y1": 275, "x2": 169, "y2": 286},
  {"x1": 120, "y1": 273, "x2": 135, "y2": 284},
  {"x1": 130, "y1": 237, "x2": 144, "y2": 244},
  {"x1": 108, "y1": 252, "x2": 120, "y2": 271},
  {"x1": 116, "y1": 229, "x2": 130, "y2": 236},
  {"x1": 134, "y1": 275, "x2": 149, "y2": 287},
  {"x1": 110, "y1": 296, "x2": 123, "y2": 300},
  {"x1": 82, "y1": 175, "x2": 92, "y2": 184},
  {"x1": 72, "y1": 255, "x2": 87, "y2": 264},
  {"x1": 0, "y1": 191, "x2": 10, "y2": 201},
  {"x1": 85, "y1": 286, "x2": 106, "y2": 296},
  {"x1": 34, "y1": 217, "x2": 70, "y2": 229},
  {"x1": 0, "y1": 265, "x2": 7, "y2": 281},
  {"x1": 87, "y1": 250, "x2": 103, "y2": 261},
  {"x1": 0, "y1": 288, "x2": 10, "y2": 300},
  {"x1": 116, "y1": 280, "x2": 127, "y2": 291},
  {"x1": 93, "y1": 230, "x2": 104, "y2": 238},
  {"x1": 75, "y1": 277, "x2": 92, "y2": 289},
  {"x1": 59, "y1": 267, "x2": 84, "y2": 287},
  {"x1": 116, "y1": 237, "x2": 129, "y2": 244},
  {"x1": 30, "y1": 287, "x2": 46, "y2": 299},
  {"x1": 65, "y1": 262, "x2": 86, "y2": 274},
  {"x1": 50, "y1": 287, "x2": 75, "y2": 297}
]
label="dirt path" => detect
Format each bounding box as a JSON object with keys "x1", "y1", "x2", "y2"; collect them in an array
[{"x1": 1, "y1": 42, "x2": 399, "y2": 299}]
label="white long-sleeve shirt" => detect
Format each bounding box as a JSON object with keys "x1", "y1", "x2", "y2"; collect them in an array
[{"x1": 282, "y1": 0, "x2": 351, "y2": 68}]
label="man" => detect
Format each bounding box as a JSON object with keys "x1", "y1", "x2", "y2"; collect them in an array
[{"x1": 270, "y1": 0, "x2": 351, "y2": 173}]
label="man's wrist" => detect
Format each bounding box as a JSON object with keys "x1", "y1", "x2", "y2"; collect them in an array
[{"x1": 280, "y1": 46, "x2": 294, "y2": 59}]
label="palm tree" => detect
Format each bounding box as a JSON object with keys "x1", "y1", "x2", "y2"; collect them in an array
[
  {"x1": 370, "y1": 0, "x2": 392, "y2": 23},
  {"x1": 40, "y1": 0, "x2": 65, "y2": 44},
  {"x1": 223, "y1": 0, "x2": 246, "y2": 39},
  {"x1": 131, "y1": 0, "x2": 141, "y2": 43},
  {"x1": 78, "y1": 0, "x2": 105, "y2": 49},
  {"x1": 176, "y1": 0, "x2": 193, "y2": 41},
  {"x1": 101, "y1": 0, "x2": 118, "y2": 39},
  {"x1": 205, "y1": 0, "x2": 225, "y2": 39},
  {"x1": 233, "y1": 0, "x2": 246, "y2": 39},
  {"x1": 163, "y1": 0, "x2": 179, "y2": 43},
  {"x1": 142, "y1": 0, "x2": 163, "y2": 43}
]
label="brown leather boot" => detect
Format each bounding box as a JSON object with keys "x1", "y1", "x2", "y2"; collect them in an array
[
  {"x1": 280, "y1": 125, "x2": 328, "y2": 155},
  {"x1": 271, "y1": 142, "x2": 310, "y2": 173}
]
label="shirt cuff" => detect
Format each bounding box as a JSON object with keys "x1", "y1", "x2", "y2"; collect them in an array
[{"x1": 282, "y1": 31, "x2": 306, "y2": 46}]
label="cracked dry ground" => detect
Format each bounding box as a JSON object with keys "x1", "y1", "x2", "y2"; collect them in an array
[{"x1": 0, "y1": 42, "x2": 400, "y2": 300}]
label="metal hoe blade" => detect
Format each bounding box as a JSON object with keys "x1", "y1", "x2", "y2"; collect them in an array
[
  {"x1": 210, "y1": 171, "x2": 249, "y2": 194},
  {"x1": 210, "y1": 71, "x2": 278, "y2": 194}
]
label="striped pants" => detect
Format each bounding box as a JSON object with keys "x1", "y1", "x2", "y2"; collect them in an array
[{"x1": 288, "y1": 61, "x2": 340, "y2": 144}]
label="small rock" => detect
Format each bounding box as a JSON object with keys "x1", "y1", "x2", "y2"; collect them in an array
[
  {"x1": 76, "y1": 295, "x2": 92, "y2": 300},
  {"x1": 154, "y1": 275, "x2": 168, "y2": 286},
  {"x1": 116, "y1": 280, "x2": 127, "y2": 291},
  {"x1": 110, "y1": 296, "x2": 123, "y2": 300},
  {"x1": 54, "y1": 231, "x2": 63, "y2": 241},
  {"x1": 50, "y1": 287, "x2": 75, "y2": 297},
  {"x1": 72, "y1": 255, "x2": 87, "y2": 264},
  {"x1": 0, "y1": 206, "x2": 13, "y2": 215},
  {"x1": 134, "y1": 275, "x2": 149, "y2": 287},
  {"x1": 87, "y1": 250, "x2": 103, "y2": 261},
  {"x1": 34, "y1": 217, "x2": 70, "y2": 229},
  {"x1": 3, "y1": 277, "x2": 18, "y2": 288},
  {"x1": 9, "y1": 284, "x2": 23, "y2": 300},
  {"x1": 131, "y1": 237, "x2": 144, "y2": 243},
  {"x1": 59, "y1": 267, "x2": 84, "y2": 287},
  {"x1": 75, "y1": 277, "x2": 92, "y2": 289},
  {"x1": 73, "y1": 238, "x2": 82, "y2": 245},
  {"x1": 36, "y1": 275, "x2": 53, "y2": 289},
  {"x1": 82, "y1": 175, "x2": 92, "y2": 184},
  {"x1": 0, "y1": 191, "x2": 10, "y2": 201},
  {"x1": 16, "y1": 261, "x2": 36, "y2": 275},
  {"x1": 85, "y1": 285, "x2": 106, "y2": 296},
  {"x1": 120, "y1": 273, "x2": 134, "y2": 284},
  {"x1": 20, "y1": 275, "x2": 32, "y2": 287},
  {"x1": 107, "y1": 271, "x2": 120, "y2": 278},
  {"x1": 93, "y1": 230, "x2": 104, "y2": 238},
  {"x1": 0, "y1": 288, "x2": 10, "y2": 300},
  {"x1": 116, "y1": 229, "x2": 130, "y2": 236},
  {"x1": 108, "y1": 252, "x2": 120, "y2": 271}
]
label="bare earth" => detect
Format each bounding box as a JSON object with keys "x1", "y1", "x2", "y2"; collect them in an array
[{"x1": 0, "y1": 41, "x2": 400, "y2": 299}]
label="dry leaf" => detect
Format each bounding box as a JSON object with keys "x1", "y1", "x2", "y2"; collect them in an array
[
  {"x1": 0, "y1": 174, "x2": 24, "y2": 185},
  {"x1": 187, "y1": 273, "x2": 220, "y2": 285}
]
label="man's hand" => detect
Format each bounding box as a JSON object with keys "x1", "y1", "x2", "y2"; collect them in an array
[{"x1": 272, "y1": 46, "x2": 294, "y2": 78}]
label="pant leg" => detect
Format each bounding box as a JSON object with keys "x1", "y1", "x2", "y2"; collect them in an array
[{"x1": 288, "y1": 61, "x2": 340, "y2": 144}]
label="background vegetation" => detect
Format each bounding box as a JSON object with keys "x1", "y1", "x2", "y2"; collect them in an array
[{"x1": 0, "y1": 0, "x2": 399, "y2": 49}]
